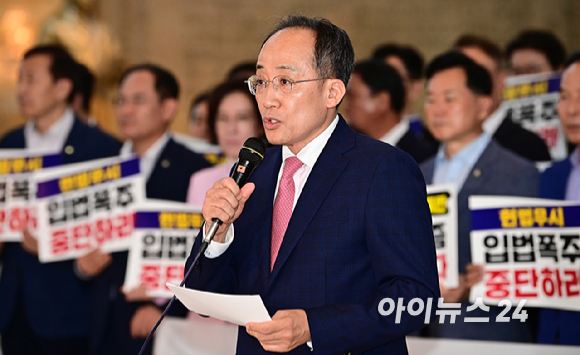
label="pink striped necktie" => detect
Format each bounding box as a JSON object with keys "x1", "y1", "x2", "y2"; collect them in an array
[{"x1": 270, "y1": 156, "x2": 303, "y2": 271}]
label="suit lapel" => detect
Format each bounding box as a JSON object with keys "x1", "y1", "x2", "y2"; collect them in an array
[
  {"x1": 62, "y1": 118, "x2": 84, "y2": 164},
  {"x1": 267, "y1": 118, "x2": 354, "y2": 288},
  {"x1": 146, "y1": 138, "x2": 173, "y2": 196},
  {"x1": 459, "y1": 140, "x2": 498, "y2": 198},
  {"x1": 250, "y1": 146, "x2": 282, "y2": 291}
]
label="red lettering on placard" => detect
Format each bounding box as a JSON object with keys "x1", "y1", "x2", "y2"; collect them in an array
[
  {"x1": 140, "y1": 265, "x2": 161, "y2": 289},
  {"x1": 51, "y1": 229, "x2": 68, "y2": 255},
  {"x1": 485, "y1": 270, "x2": 510, "y2": 298}
]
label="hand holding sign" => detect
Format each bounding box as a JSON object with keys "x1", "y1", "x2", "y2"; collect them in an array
[
  {"x1": 76, "y1": 248, "x2": 112, "y2": 277},
  {"x1": 123, "y1": 283, "x2": 152, "y2": 302},
  {"x1": 131, "y1": 304, "x2": 162, "y2": 338},
  {"x1": 22, "y1": 228, "x2": 38, "y2": 255}
]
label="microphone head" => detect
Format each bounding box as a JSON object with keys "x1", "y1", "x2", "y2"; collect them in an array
[{"x1": 239, "y1": 137, "x2": 266, "y2": 167}]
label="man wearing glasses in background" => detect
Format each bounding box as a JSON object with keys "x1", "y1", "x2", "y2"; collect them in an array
[
  {"x1": 185, "y1": 15, "x2": 439, "y2": 354},
  {"x1": 77, "y1": 64, "x2": 211, "y2": 355}
]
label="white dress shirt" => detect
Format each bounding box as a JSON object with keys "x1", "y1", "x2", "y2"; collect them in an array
[
  {"x1": 378, "y1": 119, "x2": 409, "y2": 146},
  {"x1": 120, "y1": 133, "x2": 170, "y2": 181},
  {"x1": 24, "y1": 108, "x2": 75, "y2": 152},
  {"x1": 204, "y1": 115, "x2": 340, "y2": 258}
]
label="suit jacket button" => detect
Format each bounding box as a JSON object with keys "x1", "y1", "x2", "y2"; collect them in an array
[
  {"x1": 64, "y1": 145, "x2": 74, "y2": 155},
  {"x1": 473, "y1": 168, "x2": 481, "y2": 177},
  {"x1": 161, "y1": 159, "x2": 170, "y2": 168}
]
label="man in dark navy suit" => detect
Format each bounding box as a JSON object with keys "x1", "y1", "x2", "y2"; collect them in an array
[
  {"x1": 536, "y1": 51, "x2": 580, "y2": 346},
  {"x1": 186, "y1": 16, "x2": 439, "y2": 354},
  {"x1": 77, "y1": 64, "x2": 211, "y2": 355},
  {"x1": 0, "y1": 45, "x2": 121, "y2": 355},
  {"x1": 344, "y1": 59, "x2": 435, "y2": 163}
]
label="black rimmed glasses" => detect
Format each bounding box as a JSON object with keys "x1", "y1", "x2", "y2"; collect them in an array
[{"x1": 245, "y1": 75, "x2": 326, "y2": 95}]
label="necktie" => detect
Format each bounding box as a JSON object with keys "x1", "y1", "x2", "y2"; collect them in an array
[{"x1": 271, "y1": 156, "x2": 303, "y2": 271}]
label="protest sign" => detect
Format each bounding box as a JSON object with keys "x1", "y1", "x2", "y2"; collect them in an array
[
  {"x1": 470, "y1": 196, "x2": 580, "y2": 311},
  {"x1": 0, "y1": 150, "x2": 63, "y2": 241},
  {"x1": 124, "y1": 200, "x2": 203, "y2": 298},
  {"x1": 35, "y1": 156, "x2": 145, "y2": 262},
  {"x1": 503, "y1": 72, "x2": 567, "y2": 161},
  {"x1": 427, "y1": 184, "x2": 459, "y2": 289}
]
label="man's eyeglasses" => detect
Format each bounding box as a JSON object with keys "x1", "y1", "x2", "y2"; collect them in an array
[{"x1": 245, "y1": 75, "x2": 326, "y2": 96}]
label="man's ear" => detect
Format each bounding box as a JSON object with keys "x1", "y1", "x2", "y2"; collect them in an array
[
  {"x1": 55, "y1": 78, "x2": 73, "y2": 103},
  {"x1": 374, "y1": 91, "x2": 391, "y2": 113},
  {"x1": 476, "y1": 95, "x2": 493, "y2": 122},
  {"x1": 161, "y1": 98, "x2": 179, "y2": 124},
  {"x1": 326, "y1": 79, "x2": 346, "y2": 109}
]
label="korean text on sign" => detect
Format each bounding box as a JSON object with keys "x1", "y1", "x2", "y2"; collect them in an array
[
  {"x1": 470, "y1": 196, "x2": 580, "y2": 311},
  {"x1": 35, "y1": 157, "x2": 145, "y2": 263},
  {"x1": 124, "y1": 203, "x2": 203, "y2": 298},
  {"x1": 427, "y1": 184, "x2": 459, "y2": 289},
  {"x1": 0, "y1": 151, "x2": 62, "y2": 241}
]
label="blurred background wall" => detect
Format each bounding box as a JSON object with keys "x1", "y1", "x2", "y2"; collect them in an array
[{"x1": 1, "y1": 0, "x2": 580, "y2": 139}]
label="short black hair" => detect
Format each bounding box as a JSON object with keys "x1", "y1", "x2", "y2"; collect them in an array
[
  {"x1": 425, "y1": 51, "x2": 492, "y2": 96},
  {"x1": 372, "y1": 43, "x2": 424, "y2": 80},
  {"x1": 506, "y1": 30, "x2": 567, "y2": 70},
  {"x1": 564, "y1": 50, "x2": 580, "y2": 70},
  {"x1": 23, "y1": 45, "x2": 78, "y2": 103},
  {"x1": 227, "y1": 62, "x2": 256, "y2": 80},
  {"x1": 119, "y1": 63, "x2": 180, "y2": 101},
  {"x1": 207, "y1": 79, "x2": 262, "y2": 145},
  {"x1": 453, "y1": 34, "x2": 503, "y2": 70},
  {"x1": 71, "y1": 62, "x2": 95, "y2": 112},
  {"x1": 353, "y1": 60, "x2": 405, "y2": 114},
  {"x1": 262, "y1": 15, "x2": 355, "y2": 88}
]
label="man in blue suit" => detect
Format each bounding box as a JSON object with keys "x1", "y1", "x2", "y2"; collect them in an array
[
  {"x1": 185, "y1": 16, "x2": 439, "y2": 354},
  {"x1": 420, "y1": 52, "x2": 539, "y2": 342},
  {"x1": 0, "y1": 45, "x2": 121, "y2": 355},
  {"x1": 536, "y1": 51, "x2": 580, "y2": 346},
  {"x1": 76, "y1": 64, "x2": 211, "y2": 355}
]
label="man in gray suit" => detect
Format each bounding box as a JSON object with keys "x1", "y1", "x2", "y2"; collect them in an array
[{"x1": 421, "y1": 52, "x2": 539, "y2": 342}]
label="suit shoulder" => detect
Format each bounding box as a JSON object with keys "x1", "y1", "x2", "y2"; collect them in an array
[
  {"x1": 419, "y1": 156, "x2": 436, "y2": 182},
  {"x1": 541, "y1": 159, "x2": 571, "y2": 181},
  {"x1": 68, "y1": 120, "x2": 122, "y2": 153},
  {"x1": 164, "y1": 139, "x2": 212, "y2": 170},
  {"x1": 89, "y1": 126, "x2": 122, "y2": 148},
  {"x1": 491, "y1": 142, "x2": 537, "y2": 172},
  {"x1": 353, "y1": 132, "x2": 403, "y2": 157},
  {"x1": 0, "y1": 125, "x2": 25, "y2": 148}
]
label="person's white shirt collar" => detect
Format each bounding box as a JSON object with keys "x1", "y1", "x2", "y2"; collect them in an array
[
  {"x1": 120, "y1": 133, "x2": 171, "y2": 180},
  {"x1": 482, "y1": 104, "x2": 506, "y2": 136},
  {"x1": 281, "y1": 115, "x2": 339, "y2": 169},
  {"x1": 24, "y1": 108, "x2": 75, "y2": 153},
  {"x1": 379, "y1": 119, "x2": 409, "y2": 146}
]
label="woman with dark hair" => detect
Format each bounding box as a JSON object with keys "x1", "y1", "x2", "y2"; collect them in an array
[{"x1": 186, "y1": 79, "x2": 264, "y2": 205}]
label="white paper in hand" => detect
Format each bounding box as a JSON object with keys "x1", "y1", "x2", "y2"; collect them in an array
[{"x1": 166, "y1": 283, "x2": 272, "y2": 326}]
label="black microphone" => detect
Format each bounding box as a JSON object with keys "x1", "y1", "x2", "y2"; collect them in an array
[
  {"x1": 203, "y1": 137, "x2": 266, "y2": 245},
  {"x1": 137, "y1": 138, "x2": 266, "y2": 355}
]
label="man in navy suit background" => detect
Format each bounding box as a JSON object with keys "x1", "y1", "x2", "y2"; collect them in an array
[
  {"x1": 76, "y1": 63, "x2": 211, "y2": 355},
  {"x1": 420, "y1": 52, "x2": 539, "y2": 342},
  {"x1": 0, "y1": 45, "x2": 121, "y2": 355},
  {"x1": 536, "y1": 51, "x2": 580, "y2": 346},
  {"x1": 186, "y1": 15, "x2": 439, "y2": 354}
]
